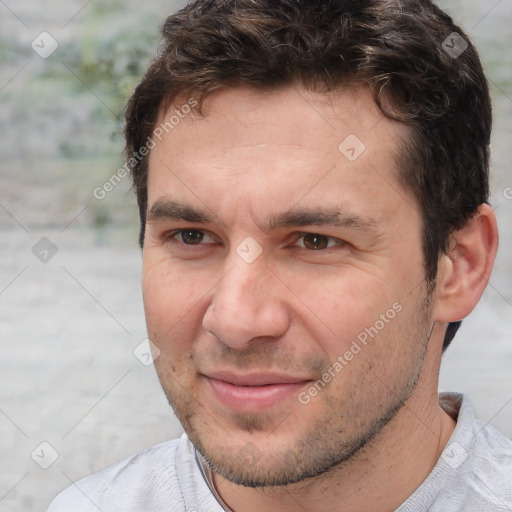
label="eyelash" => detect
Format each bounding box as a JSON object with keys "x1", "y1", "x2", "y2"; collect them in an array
[
  {"x1": 166, "y1": 229, "x2": 217, "y2": 246},
  {"x1": 293, "y1": 232, "x2": 346, "y2": 251},
  {"x1": 165, "y1": 229, "x2": 346, "y2": 252}
]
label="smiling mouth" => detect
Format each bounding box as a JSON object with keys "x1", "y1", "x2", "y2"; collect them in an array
[{"x1": 202, "y1": 371, "x2": 312, "y2": 412}]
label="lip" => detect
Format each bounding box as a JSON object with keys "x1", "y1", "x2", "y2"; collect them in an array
[{"x1": 202, "y1": 371, "x2": 312, "y2": 412}]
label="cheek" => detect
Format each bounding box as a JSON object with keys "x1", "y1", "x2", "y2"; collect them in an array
[
  {"x1": 288, "y1": 268, "x2": 396, "y2": 351},
  {"x1": 142, "y1": 253, "x2": 209, "y2": 343},
  {"x1": 143, "y1": 275, "x2": 205, "y2": 384}
]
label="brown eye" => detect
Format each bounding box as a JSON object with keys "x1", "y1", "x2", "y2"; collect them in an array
[
  {"x1": 177, "y1": 230, "x2": 205, "y2": 244},
  {"x1": 302, "y1": 233, "x2": 330, "y2": 250}
]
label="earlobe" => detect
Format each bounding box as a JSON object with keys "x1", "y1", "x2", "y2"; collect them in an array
[{"x1": 433, "y1": 204, "x2": 499, "y2": 323}]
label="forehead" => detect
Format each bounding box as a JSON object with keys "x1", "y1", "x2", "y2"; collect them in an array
[
  {"x1": 147, "y1": 86, "x2": 414, "y2": 220},
  {"x1": 153, "y1": 85, "x2": 406, "y2": 150}
]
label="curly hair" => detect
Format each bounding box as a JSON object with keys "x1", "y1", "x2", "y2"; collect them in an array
[{"x1": 125, "y1": 0, "x2": 492, "y2": 349}]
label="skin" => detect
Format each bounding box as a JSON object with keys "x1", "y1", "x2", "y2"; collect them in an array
[{"x1": 142, "y1": 86, "x2": 498, "y2": 511}]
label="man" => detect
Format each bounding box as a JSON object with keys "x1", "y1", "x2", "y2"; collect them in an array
[{"x1": 48, "y1": 0, "x2": 512, "y2": 510}]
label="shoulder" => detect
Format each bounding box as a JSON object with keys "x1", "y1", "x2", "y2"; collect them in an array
[
  {"x1": 46, "y1": 434, "x2": 200, "y2": 512},
  {"x1": 434, "y1": 420, "x2": 512, "y2": 511},
  {"x1": 444, "y1": 394, "x2": 512, "y2": 510},
  {"x1": 460, "y1": 416, "x2": 512, "y2": 506},
  {"x1": 457, "y1": 393, "x2": 512, "y2": 499},
  {"x1": 399, "y1": 394, "x2": 512, "y2": 511}
]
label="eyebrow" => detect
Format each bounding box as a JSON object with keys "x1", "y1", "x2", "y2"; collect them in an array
[
  {"x1": 267, "y1": 208, "x2": 379, "y2": 235},
  {"x1": 147, "y1": 200, "x2": 214, "y2": 224},
  {"x1": 147, "y1": 200, "x2": 379, "y2": 235}
]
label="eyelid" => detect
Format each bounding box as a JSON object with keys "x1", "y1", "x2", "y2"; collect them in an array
[
  {"x1": 293, "y1": 232, "x2": 347, "y2": 250},
  {"x1": 166, "y1": 228, "x2": 217, "y2": 245},
  {"x1": 164, "y1": 228, "x2": 347, "y2": 252}
]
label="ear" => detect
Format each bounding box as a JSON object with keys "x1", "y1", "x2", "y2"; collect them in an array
[{"x1": 433, "y1": 204, "x2": 499, "y2": 323}]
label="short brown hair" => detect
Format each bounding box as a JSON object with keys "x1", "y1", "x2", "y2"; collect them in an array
[{"x1": 125, "y1": 0, "x2": 492, "y2": 349}]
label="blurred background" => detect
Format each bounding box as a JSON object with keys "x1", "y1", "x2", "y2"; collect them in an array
[{"x1": 0, "y1": 1, "x2": 510, "y2": 510}]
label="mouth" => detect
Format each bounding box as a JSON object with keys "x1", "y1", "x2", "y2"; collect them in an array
[{"x1": 202, "y1": 371, "x2": 313, "y2": 412}]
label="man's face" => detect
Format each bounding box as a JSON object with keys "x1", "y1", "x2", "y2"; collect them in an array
[{"x1": 142, "y1": 86, "x2": 434, "y2": 486}]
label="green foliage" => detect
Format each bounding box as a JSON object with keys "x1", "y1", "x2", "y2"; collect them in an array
[
  {"x1": 1, "y1": 2, "x2": 166, "y2": 159},
  {"x1": 51, "y1": 4, "x2": 163, "y2": 151},
  {"x1": 72, "y1": 5, "x2": 161, "y2": 116}
]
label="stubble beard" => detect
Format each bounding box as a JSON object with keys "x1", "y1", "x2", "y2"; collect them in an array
[{"x1": 156, "y1": 295, "x2": 434, "y2": 488}]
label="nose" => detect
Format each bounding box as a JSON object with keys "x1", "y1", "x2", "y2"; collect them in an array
[{"x1": 202, "y1": 260, "x2": 291, "y2": 350}]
